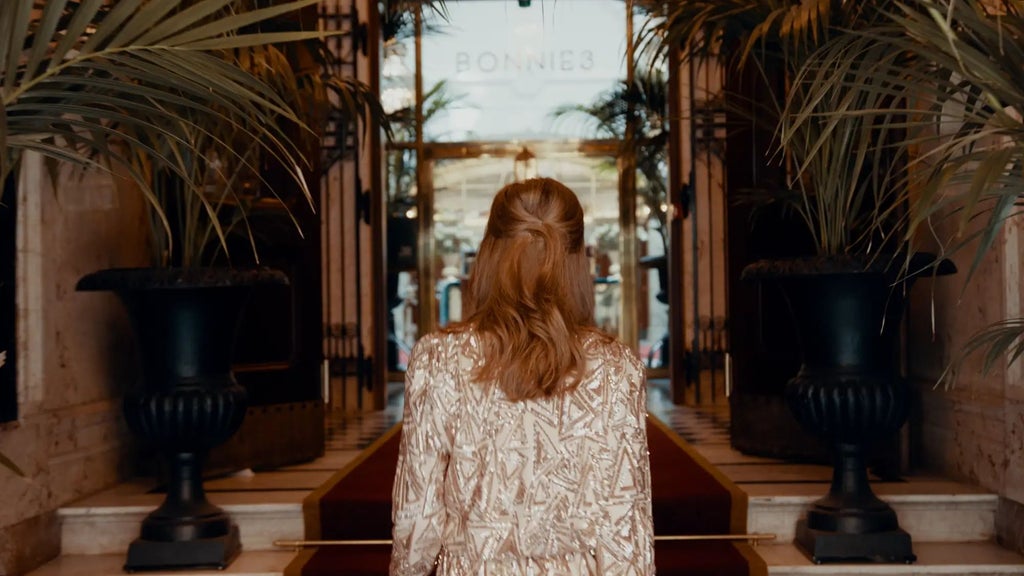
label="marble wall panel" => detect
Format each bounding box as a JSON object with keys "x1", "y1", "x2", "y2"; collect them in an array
[
  {"x1": 1002, "y1": 399, "x2": 1024, "y2": 504},
  {"x1": 0, "y1": 511, "x2": 60, "y2": 576},
  {"x1": 0, "y1": 153, "x2": 149, "y2": 571}
]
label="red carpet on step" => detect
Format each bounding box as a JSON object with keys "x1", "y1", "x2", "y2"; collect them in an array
[{"x1": 288, "y1": 416, "x2": 766, "y2": 576}]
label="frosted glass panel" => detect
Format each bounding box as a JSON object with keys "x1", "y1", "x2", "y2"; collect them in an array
[{"x1": 420, "y1": 1, "x2": 627, "y2": 141}]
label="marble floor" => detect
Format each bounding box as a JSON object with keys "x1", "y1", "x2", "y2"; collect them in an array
[{"x1": 29, "y1": 377, "x2": 1024, "y2": 575}]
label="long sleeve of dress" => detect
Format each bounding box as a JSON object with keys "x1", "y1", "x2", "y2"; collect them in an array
[
  {"x1": 390, "y1": 336, "x2": 451, "y2": 576},
  {"x1": 596, "y1": 353, "x2": 656, "y2": 575}
]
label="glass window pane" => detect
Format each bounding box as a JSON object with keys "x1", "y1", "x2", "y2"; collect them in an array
[
  {"x1": 637, "y1": 163, "x2": 670, "y2": 370},
  {"x1": 381, "y1": 40, "x2": 416, "y2": 141},
  {"x1": 386, "y1": 149, "x2": 419, "y2": 371},
  {"x1": 420, "y1": 1, "x2": 628, "y2": 142}
]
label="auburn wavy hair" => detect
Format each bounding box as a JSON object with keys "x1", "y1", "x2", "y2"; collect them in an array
[{"x1": 457, "y1": 177, "x2": 600, "y2": 401}]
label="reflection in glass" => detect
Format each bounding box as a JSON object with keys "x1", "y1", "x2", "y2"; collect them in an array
[
  {"x1": 637, "y1": 164, "x2": 670, "y2": 370},
  {"x1": 386, "y1": 149, "x2": 419, "y2": 370},
  {"x1": 381, "y1": 40, "x2": 415, "y2": 115},
  {"x1": 513, "y1": 147, "x2": 538, "y2": 182}
]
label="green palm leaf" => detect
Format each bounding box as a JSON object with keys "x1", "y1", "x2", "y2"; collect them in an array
[
  {"x1": 640, "y1": 0, "x2": 911, "y2": 257},
  {"x1": 938, "y1": 318, "x2": 1024, "y2": 389},
  {"x1": 3, "y1": 1, "x2": 321, "y2": 190},
  {"x1": 0, "y1": 0, "x2": 403, "y2": 265},
  {"x1": 781, "y1": 0, "x2": 1024, "y2": 381}
]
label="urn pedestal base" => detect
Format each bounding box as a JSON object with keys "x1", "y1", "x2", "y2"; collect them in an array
[
  {"x1": 124, "y1": 524, "x2": 241, "y2": 572},
  {"x1": 796, "y1": 518, "x2": 915, "y2": 564}
]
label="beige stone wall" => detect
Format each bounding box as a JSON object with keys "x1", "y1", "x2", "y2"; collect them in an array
[
  {"x1": 0, "y1": 153, "x2": 149, "y2": 574},
  {"x1": 906, "y1": 212, "x2": 1024, "y2": 548}
]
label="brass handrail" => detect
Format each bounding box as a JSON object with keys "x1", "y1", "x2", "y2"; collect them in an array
[{"x1": 273, "y1": 533, "x2": 776, "y2": 549}]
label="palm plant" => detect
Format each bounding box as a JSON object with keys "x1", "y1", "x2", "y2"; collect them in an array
[
  {"x1": 5, "y1": 0, "x2": 311, "y2": 219},
  {"x1": 638, "y1": 0, "x2": 910, "y2": 258},
  {"x1": 552, "y1": 67, "x2": 670, "y2": 249},
  {"x1": 0, "y1": 0, "x2": 384, "y2": 475},
  {"x1": 3, "y1": 0, "x2": 388, "y2": 267},
  {"x1": 380, "y1": 0, "x2": 448, "y2": 42},
  {"x1": 386, "y1": 79, "x2": 462, "y2": 207},
  {"x1": 899, "y1": 0, "x2": 1024, "y2": 383},
  {"x1": 781, "y1": 0, "x2": 1024, "y2": 382},
  {"x1": 381, "y1": 0, "x2": 457, "y2": 217},
  {"x1": 640, "y1": 5, "x2": 959, "y2": 562}
]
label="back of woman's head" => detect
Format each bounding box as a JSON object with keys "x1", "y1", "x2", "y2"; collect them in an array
[{"x1": 463, "y1": 177, "x2": 598, "y2": 400}]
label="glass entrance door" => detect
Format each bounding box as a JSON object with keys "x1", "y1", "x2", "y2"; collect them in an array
[
  {"x1": 385, "y1": 141, "x2": 669, "y2": 375},
  {"x1": 381, "y1": 0, "x2": 670, "y2": 376}
]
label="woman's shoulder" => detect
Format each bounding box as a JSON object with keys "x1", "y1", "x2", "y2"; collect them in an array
[
  {"x1": 583, "y1": 330, "x2": 643, "y2": 369},
  {"x1": 420, "y1": 321, "x2": 476, "y2": 341},
  {"x1": 579, "y1": 332, "x2": 645, "y2": 396},
  {"x1": 410, "y1": 326, "x2": 477, "y2": 364},
  {"x1": 406, "y1": 330, "x2": 476, "y2": 398}
]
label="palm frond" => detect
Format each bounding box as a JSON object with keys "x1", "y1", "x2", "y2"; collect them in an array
[
  {"x1": 638, "y1": 1, "x2": 913, "y2": 257},
  {"x1": 638, "y1": 0, "x2": 879, "y2": 70},
  {"x1": 2, "y1": 0, "x2": 398, "y2": 265},
  {"x1": 550, "y1": 67, "x2": 670, "y2": 242},
  {"x1": 3, "y1": 1, "x2": 319, "y2": 183},
  {"x1": 938, "y1": 318, "x2": 1024, "y2": 389},
  {"x1": 781, "y1": 0, "x2": 1024, "y2": 380}
]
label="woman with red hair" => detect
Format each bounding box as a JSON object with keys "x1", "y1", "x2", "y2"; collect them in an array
[{"x1": 390, "y1": 177, "x2": 655, "y2": 575}]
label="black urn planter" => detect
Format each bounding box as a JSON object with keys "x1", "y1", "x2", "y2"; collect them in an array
[
  {"x1": 77, "y1": 267, "x2": 288, "y2": 572},
  {"x1": 742, "y1": 255, "x2": 953, "y2": 564}
]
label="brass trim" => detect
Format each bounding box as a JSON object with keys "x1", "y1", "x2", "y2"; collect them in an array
[
  {"x1": 617, "y1": 0, "x2": 638, "y2": 348},
  {"x1": 282, "y1": 547, "x2": 318, "y2": 576},
  {"x1": 273, "y1": 533, "x2": 776, "y2": 549}
]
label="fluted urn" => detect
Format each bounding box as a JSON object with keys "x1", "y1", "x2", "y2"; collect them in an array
[
  {"x1": 77, "y1": 267, "x2": 288, "y2": 571},
  {"x1": 742, "y1": 255, "x2": 954, "y2": 564}
]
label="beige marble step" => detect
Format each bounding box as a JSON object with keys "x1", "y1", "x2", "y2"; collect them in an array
[
  {"x1": 57, "y1": 450, "x2": 363, "y2": 556},
  {"x1": 26, "y1": 550, "x2": 295, "y2": 576},
  {"x1": 59, "y1": 500, "x2": 305, "y2": 555},
  {"x1": 52, "y1": 442, "x2": 1014, "y2": 576},
  {"x1": 761, "y1": 541, "x2": 1024, "y2": 575},
  {"x1": 746, "y1": 477, "x2": 999, "y2": 543},
  {"x1": 61, "y1": 478, "x2": 1000, "y2": 553},
  {"x1": 749, "y1": 492, "x2": 998, "y2": 543},
  {"x1": 59, "y1": 488, "x2": 308, "y2": 555}
]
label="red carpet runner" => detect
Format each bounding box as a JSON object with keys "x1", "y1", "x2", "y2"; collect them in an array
[{"x1": 287, "y1": 415, "x2": 767, "y2": 576}]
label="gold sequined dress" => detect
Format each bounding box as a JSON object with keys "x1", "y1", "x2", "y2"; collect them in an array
[{"x1": 389, "y1": 329, "x2": 655, "y2": 575}]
